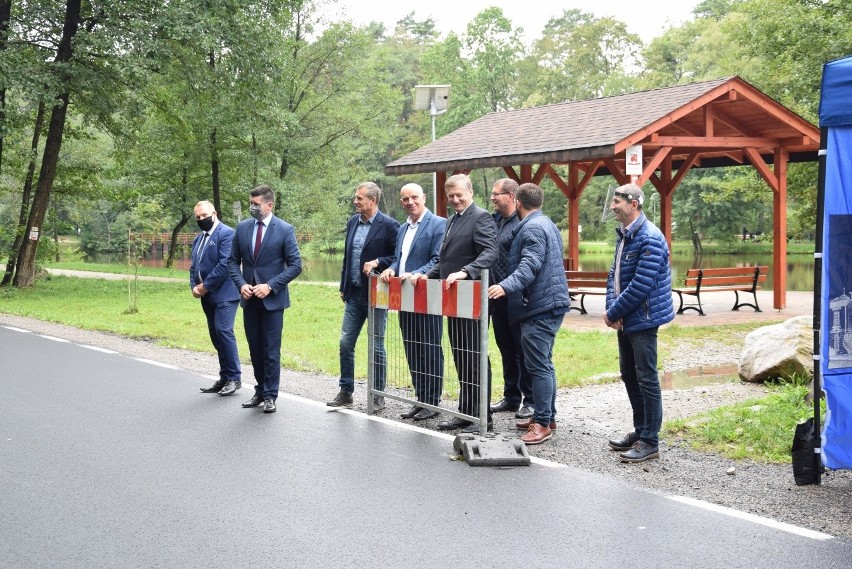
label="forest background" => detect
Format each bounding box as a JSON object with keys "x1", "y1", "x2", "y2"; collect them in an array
[{"x1": 1, "y1": 0, "x2": 851, "y2": 287}]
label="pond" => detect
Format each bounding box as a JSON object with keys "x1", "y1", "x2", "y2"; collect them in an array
[{"x1": 121, "y1": 250, "x2": 815, "y2": 291}]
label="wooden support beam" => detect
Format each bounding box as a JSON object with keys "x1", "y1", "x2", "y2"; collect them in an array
[
  {"x1": 772, "y1": 146, "x2": 788, "y2": 310},
  {"x1": 743, "y1": 148, "x2": 780, "y2": 193},
  {"x1": 436, "y1": 170, "x2": 447, "y2": 216},
  {"x1": 532, "y1": 164, "x2": 548, "y2": 185},
  {"x1": 637, "y1": 147, "x2": 672, "y2": 186},
  {"x1": 502, "y1": 166, "x2": 520, "y2": 183},
  {"x1": 650, "y1": 136, "x2": 782, "y2": 148},
  {"x1": 519, "y1": 164, "x2": 533, "y2": 183}
]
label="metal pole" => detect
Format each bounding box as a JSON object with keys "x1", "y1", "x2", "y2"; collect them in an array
[
  {"x1": 431, "y1": 105, "x2": 437, "y2": 213},
  {"x1": 812, "y1": 126, "x2": 828, "y2": 484},
  {"x1": 478, "y1": 269, "x2": 490, "y2": 434},
  {"x1": 367, "y1": 275, "x2": 375, "y2": 415}
]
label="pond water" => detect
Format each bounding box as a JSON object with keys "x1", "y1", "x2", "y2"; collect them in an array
[{"x1": 112, "y1": 250, "x2": 816, "y2": 291}]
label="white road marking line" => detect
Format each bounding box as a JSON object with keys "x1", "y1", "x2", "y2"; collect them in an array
[
  {"x1": 79, "y1": 345, "x2": 118, "y2": 354},
  {"x1": 132, "y1": 357, "x2": 180, "y2": 370},
  {"x1": 38, "y1": 334, "x2": 70, "y2": 343},
  {"x1": 668, "y1": 495, "x2": 833, "y2": 541},
  {"x1": 1, "y1": 326, "x2": 31, "y2": 333}
]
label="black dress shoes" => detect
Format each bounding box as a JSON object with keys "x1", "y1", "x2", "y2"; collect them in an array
[
  {"x1": 242, "y1": 394, "x2": 264, "y2": 408},
  {"x1": 400, "y1": 405, "x2": 422, "y2": 419},
  {"x1": 413, "y1": 408, "x2": 440, "y2": 421},
  {"x1": 437, "y1": 417, "x2": 472, "y2": 431},
  {"x1": 200, "y1": 379, "x2": 226, "y2": 393},
  {"x1": 263, "y1": 398, "x2": 276, "y2": 413},
  {"x1": 490, "y1": 398, "x2": 520, "y2": 413},
  {"x1": 218, "y1": 381, "x2": 241, "y2": 396}
]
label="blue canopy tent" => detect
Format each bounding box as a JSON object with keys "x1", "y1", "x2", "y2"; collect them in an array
[{"x1": 816, "y1": 54, "x2": 852, "y2": 477}]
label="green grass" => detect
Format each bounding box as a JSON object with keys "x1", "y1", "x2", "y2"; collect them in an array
[{"x1": 664, "y1": 377, "x2": 823, "y2": 463}]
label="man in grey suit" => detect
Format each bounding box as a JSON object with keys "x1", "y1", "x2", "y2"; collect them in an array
[
  {"x1": 191, "y1": 200, "x2": 242, "y2": 396},
  {"x1": 380, "y1": 183, "x2": 446, "y2": 421},
  {"x1": 228, "y1": 185, "x2": 302, "y2": 414},
  {"x1": 414, "y1": 174, "x2": 498, "y2": 433}
]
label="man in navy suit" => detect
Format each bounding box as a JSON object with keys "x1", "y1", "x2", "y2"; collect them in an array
[
  {"x1": 415, "y1": 174, "x2": 498, "y2": 433},
  {"x1": 228, "y1": 185, "x2": 302, "y2": 414},
  {"x1": 327, "y1": 182, "x2": 400, "y2": 410},
  {"x1": 191, "y1": 200, "x2": 242, "y2": 396},
  {"x1": 380, "y1": 183, "x2": 446, "y2": 421}
]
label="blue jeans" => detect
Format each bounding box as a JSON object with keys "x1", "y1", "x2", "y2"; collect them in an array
[
  {"x1": 617, "y1": 327, "x2": 662, "y2": 446},
  {"x1": 339, "y1": 290, "x2": 387, "y2": 394},
  {"x1": 517, "y1": 315, "x2": 562, "y2": 427}
]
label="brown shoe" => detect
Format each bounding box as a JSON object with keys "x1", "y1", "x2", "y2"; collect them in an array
[
  {"x1": 520, "y1": 423, "x2": 552, "y2": 445},
  {"x1": 516, "y1": 417, "x2": 557, "y2": 430}
]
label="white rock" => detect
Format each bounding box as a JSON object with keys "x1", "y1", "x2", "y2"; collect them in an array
[
  {"x1": 738, "y1": 316, "x2": 813, "y2": 383},
  {"x1": 726, "y1": 467, "x2": 736, "y2": 475}
]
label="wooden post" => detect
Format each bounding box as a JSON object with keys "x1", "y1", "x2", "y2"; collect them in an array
[{"x1": 773, "y1": 147, "x2": 788, "y2": 310}]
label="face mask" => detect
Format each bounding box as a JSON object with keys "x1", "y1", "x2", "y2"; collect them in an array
[
  {"x1": 196, "y1": 216, "x2": 214, "y2": 232},
  {"x1": 249, "y1": 204, "x2": 264, "y2": 220}
]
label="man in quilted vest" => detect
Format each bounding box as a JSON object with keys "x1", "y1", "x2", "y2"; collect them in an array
[{"x1": 604, "y1": 183, "x2": 675, "y2": 463}]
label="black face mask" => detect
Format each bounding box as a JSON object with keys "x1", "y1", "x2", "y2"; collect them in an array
[{"x1": 197, "y1": 216, "x2": 214, "y2": 232}]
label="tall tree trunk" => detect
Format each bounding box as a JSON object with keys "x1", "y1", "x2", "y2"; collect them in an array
[
  {"x1": 14, "y1": 0, "x2": 80, "y2": 287},
  {"x1": 208, "y1": 51, "x2": 221, "y2": 218},
  {"x1": 165, "y1": 213, "x2": 189, "y2": 269},
  {"x1": 252, "y1": 132, "x2": 258, "y2": 187},
  {"x1": 2, "y1": 100, "x2": 45, "y2": 285},
  {"x1": 0, "y1": 0, "x2": 13, "y2": 175},
  {"x1": 210, "y1": 126, "x2": 220, "y2": 216}
]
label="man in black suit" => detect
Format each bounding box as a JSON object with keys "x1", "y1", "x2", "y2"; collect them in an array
[
  {"x1": 228, "y1": 185, "x2": 302, "y2": 414},
  {"x1": 191, "y1": 200, "x2": 242, "y2": 396},
  {"x1": 415, "y1": 174, "x2": 497, "y2": 433},
  {"x1": 327, "y1": 182, "x2": 400, "y2": 409}
]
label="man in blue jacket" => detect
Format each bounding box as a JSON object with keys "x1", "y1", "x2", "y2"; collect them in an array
[
  {"x1": 487, "y1": 183, "x2": 570, "y2": 445},
  {"x1": 604, "y1": 183, "x2": 675, "y2": 463},
  {"x1": 327, "y1": 182, "x2": 399, "y2": 410},
  {"x1": 191, "y1": 200, "x2": 242, "y2": 396},
  {"x1": 380, "y1": 183, "x2": 446, "y2": 421}
]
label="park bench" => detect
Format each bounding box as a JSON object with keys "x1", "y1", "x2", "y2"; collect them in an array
[
  {"x1": 566, "y1": 270, "x2": 609, "y2": 315},
  {"x1": 672, "y1": 265, "x2": 768, "y2": 316}
]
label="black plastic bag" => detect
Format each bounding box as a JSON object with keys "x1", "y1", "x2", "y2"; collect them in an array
[{"x1": 792, "y1": 418, "x2": 823, "y2": 485}]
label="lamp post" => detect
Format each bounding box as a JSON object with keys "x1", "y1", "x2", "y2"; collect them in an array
[{"x1": 414, "y1": 85, "x2": 450, "y2": 212}]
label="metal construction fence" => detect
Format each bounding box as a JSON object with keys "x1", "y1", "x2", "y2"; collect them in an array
[{"x1": 366, "y1": 271, "x2": 490, "y2": 433}]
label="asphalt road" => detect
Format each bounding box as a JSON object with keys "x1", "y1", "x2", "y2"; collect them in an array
[{"x1": 2, "y1": 324, "x2": 850, "y2": 569}]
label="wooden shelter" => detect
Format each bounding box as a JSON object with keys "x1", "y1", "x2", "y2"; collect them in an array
[{"x1": 385, "y1": 76, "x2": 819, "y2": 309}]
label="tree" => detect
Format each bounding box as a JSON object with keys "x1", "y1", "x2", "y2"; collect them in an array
[{"x1": 518, "y1": 9, "x2": 642, "y2": 106}]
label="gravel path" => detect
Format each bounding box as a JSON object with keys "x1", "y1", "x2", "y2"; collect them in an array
[{"x1": 3, "y1": 312, "x2": 850, "y2": 540}]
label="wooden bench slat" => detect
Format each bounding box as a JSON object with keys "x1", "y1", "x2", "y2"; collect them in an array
[
  {"x1": 565, "y1": 270, "x2": 609, "y2": 315},
  {"x1": 674, "y1": 265, "x2": 766, "y2": 316}
]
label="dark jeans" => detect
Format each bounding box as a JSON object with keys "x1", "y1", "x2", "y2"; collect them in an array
[
  {"x1": 338, "y1": 288, "x2": 387, "y2": 394},
  {"x1": 517, "y1": 315, "x2": 562, "y2": 426},
  {"x1": 617, "y1": 327, "x2": 662, "y2": 446},
  {"x1": 490, "y1": 297, "x2": 532, "y2": 408},
  {"x1": 242, "y1": 297, "x2": 284, "y2": 401},
  {"x1": 200, "y1": 297, "x2": 241, "y2": 382},
  {"x1": 447, "y1": 316, "x2": 491, "y2": 419},
  {"x1": 399, "y1": 311, "x2": 444, "y2": 406}
]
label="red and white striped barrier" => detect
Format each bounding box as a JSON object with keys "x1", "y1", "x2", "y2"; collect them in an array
[{"x1": 370, "y1": 276, "x2": 482, "y2": 319}]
